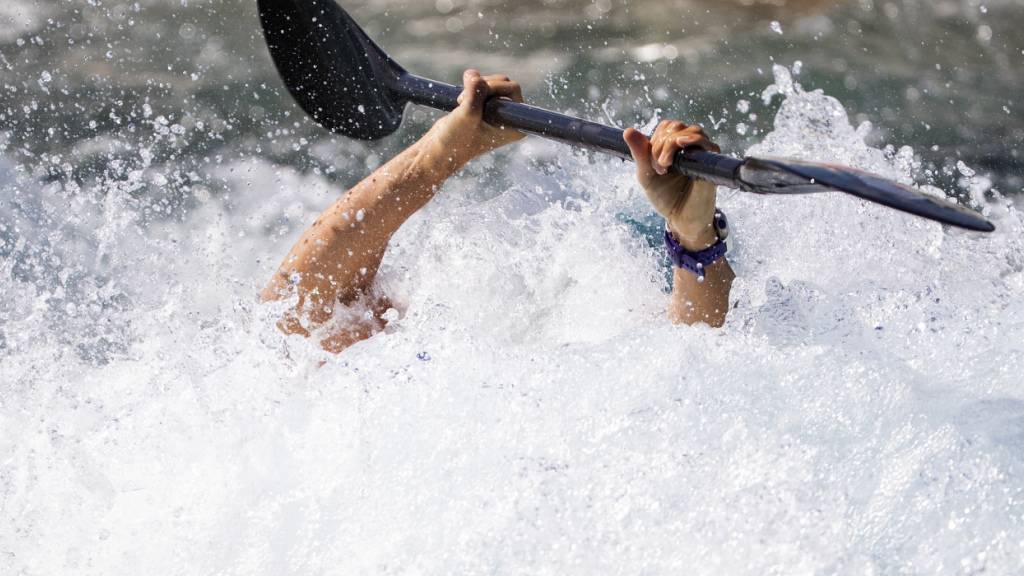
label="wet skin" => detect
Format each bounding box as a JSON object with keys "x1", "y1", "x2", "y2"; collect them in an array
[{"x1": 263, "y1": 70, "x2": 733, "y2": 353}]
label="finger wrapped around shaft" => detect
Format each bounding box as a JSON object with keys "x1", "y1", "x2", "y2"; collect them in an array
[
  {"x1": 483, "y1": 78, "x2": 523, "y2": 103},
  {"x1": 457, "y1": 69, "x2": 490, "y2": 112}
]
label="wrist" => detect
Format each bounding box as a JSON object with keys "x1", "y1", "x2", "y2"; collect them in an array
[
  {"x1": 423, "y1": 118, "x2": 486, "y2": 171},
  {"x1": 667, "y1": 219, "x2": 718, "y2": 251},
  {"x1": 417, "y1": 132, "x2": 474, "y2": 176},
  {"x1": 663, "y1": 225, "x2": 728, "y2": 282}
]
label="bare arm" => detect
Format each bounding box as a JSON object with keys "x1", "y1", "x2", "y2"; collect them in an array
[
  {"x1": 262, "y1": 70, "x2": 524, "y2": 352},
  {"x1": 260, "y1": 136, "x2": 455, "y2": 351},
  {"x1": 624, "y1": 122, "x2": 734, "y2": 327}
]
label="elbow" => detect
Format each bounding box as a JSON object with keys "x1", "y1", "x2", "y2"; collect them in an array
[
  {"x1": 260, "y1": 284, "x2": 283, "y2": 304},
  {"x1": 276, "y1": 312, "x2": 311, "y2": 338},
  {"x1": 261, "y1": 268, "x2": 297, "y2": 303},
  {"x1": 260, "y1": 281, "x2": 308, "y2": 336},
  {"x1": 259, "y1": 280, "x2": 319, "y2": 338}
]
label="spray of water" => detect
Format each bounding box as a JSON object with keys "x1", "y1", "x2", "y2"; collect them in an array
[{"x1": 3, "y1": 60, "x2": 1024, "y2": 573}]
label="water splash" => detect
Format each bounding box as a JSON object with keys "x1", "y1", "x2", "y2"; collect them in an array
[{"x1": 3, "y1": 60, "x2": 1024, "y2": 576}]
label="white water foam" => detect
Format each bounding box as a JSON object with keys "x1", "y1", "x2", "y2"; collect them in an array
[{"x1": 3, "y1": 66, "x2": 1024, "y2": 574}]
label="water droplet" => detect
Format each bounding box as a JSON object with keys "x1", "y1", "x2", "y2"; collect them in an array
[
  {"x1": 445, "y1": 16, "x2": 464, "y2": 32},
  {"x1": 977, "y1": 25, "x2": 992, "y2": 44},
  {"x1": 956, "y1": 161, "x2": 976, "y2": 178}
]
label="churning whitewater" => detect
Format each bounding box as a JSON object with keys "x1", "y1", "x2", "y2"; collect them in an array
[{"x1": 3, "y1": 59, "x2": 1023, "y2": 573}]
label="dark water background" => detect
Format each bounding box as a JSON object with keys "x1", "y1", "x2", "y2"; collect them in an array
[{"x1": 2, "y1": 0, "x2": 1021, "y2": 200}]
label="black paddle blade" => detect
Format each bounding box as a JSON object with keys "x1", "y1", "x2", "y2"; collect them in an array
[
  {"x1": 739, "y1": 157, "x2": 995, "y2": 232},
  {"x1": 258, "y1": 0, "x2": 407, "y2": 139}
]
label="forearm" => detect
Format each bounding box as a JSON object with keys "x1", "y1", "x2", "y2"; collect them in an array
[
  {"x1": 261, "y1": 132, "x2": 464, "y2": 323},
  {"x1": 665, "y1": 180, "x2": 734, "y2": 327},
  {"x1": 621, "y1": 123, "x2": 732, "y2": 327},
  {"x1": 668, "y1": 259, "x2": 734, "y2": 327}
]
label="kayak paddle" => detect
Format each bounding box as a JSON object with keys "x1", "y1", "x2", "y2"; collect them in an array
[{"x1": 257, "y1": 0, "x2": 995, "y2": 233}]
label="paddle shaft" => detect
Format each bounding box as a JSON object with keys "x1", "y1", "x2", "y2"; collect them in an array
[{"x1": 395, "y1": 74, "x2": 744, "y2": 188}]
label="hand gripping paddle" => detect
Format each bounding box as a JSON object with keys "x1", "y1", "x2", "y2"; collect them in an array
[{"x1": 257, "y1": 0, "x2": 995, "y2": 232}]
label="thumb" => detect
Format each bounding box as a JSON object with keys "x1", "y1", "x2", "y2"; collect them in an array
[{"x1": 623, "y1": 128, "x2": 655, "y2": 183}]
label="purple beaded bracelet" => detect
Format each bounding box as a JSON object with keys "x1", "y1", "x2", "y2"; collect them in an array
[{"x1": 663, "y1": 210, "x2": 728, "y2": 282}]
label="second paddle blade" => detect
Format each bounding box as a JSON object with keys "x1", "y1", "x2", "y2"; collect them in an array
[
  {"x1": 739, "y1": 157, "x2": 995, "y2": 232},
  {"x1": 258, "y1": 0, "x2": 408, "y2": 139}
]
